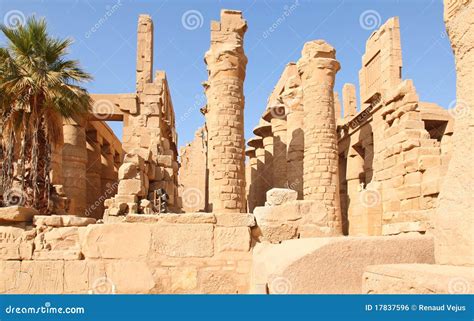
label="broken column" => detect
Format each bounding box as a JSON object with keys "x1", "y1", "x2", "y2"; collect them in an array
[
  {"x1": 245, "y1": 147, "x2": 258, "y2": 212},
  {"x1": 434, "y1": 0, "x2": 474, "y2": 266},
  {"x1": 297, "y1": 40, "x2": 342, "y2": 234},
  {"x1": 263, "y1": 104, "x2": 287, "y2": 188},
  {"x1": 203, "y1": 10, "x2": 248, "y2": 213},
  {"x1": 343, "y1": 83, "x2": 357, "y2": 118}
]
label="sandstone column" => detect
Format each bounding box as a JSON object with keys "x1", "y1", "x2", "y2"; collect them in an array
[
  {"x1": 203, "y1": 10, "x2": 248, "y2": 213},
  {"x1": 334, "y1": 92, "x2": 342, "y2": 120},
  {"x1": 434, "y1": 0, "x2": 474, "y2": 266},
  {"x1": 85, "y1": 129, "x2": 103, "y2": 218},
  {"x1": 248, "y1": 136, "x2": 265, "y2": 208},
  {"x1": 284, "y1": 75, "x2": 304, "y2": 199},
  {"x1": 136, "y1": 15, "x2": 153, "y2": 93},
  {"x1": 62, "y1": 118, "x2": 87, "y2": 216},
  {"x1": 264, "y1": 105, "x2": 287, "y2": 188},
  {"x1": 343, "y1": 83, "x2": 357, "y2": 118},
  {"x1": 245, "y1": 147, "x2": 258, "y2": 212},
  {"x1": 297, "y1": 40, "x2": 342, "y2": 232},
  {"x1": 254, "y1": 120, "x2": 273, "y2": 201}
]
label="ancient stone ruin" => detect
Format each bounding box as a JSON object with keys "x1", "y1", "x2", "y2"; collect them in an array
[{"x1": 0, "y1": 2, "x2": 472, "y2": 294}]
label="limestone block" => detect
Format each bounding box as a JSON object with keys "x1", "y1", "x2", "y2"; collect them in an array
[
  {"x1": 215, "y1": 227, "x2": 251, "y2": 252},
  {"x1": 362, "y1": 264, "x2": 474, "y2": 294},
  {"x1": 151, "y1": 224, "x2": 214, "y2": 257},
  {"x1": 0, "y1": 206, "x2": 38, "y2": 223},
  {"x1": 81, "y1": 223, "x2": 151, "y2": 259},
  {"x1": 214, "y1": 212, "x2": 256, "y2": 227},
  {"x1": 258, "y1": 224, "x2": 298, "y2": 244},
  {"x1": 118, "y1": 163, "x2": 138, "y2": 179},
  {"x1": 266, "y1": 188, "x2": 298, "y2": 206}
]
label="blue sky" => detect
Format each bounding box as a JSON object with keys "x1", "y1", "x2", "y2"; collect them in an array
[{"x1": 0, "y1": 0, "x2": 455, "y2": 149}]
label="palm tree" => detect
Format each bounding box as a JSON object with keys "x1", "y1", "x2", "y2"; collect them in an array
[{"x1": 0, "y1": 17, "x2": 92, "y2": 213}]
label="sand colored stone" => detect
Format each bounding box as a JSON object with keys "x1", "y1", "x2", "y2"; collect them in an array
[{"x1": 202, "y1": 10, "x2": 248, "y2": 213}]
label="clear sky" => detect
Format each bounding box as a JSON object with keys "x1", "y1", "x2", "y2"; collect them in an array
[{"x1": 0, "y1": 0, "x2": 455, "y2": 150}]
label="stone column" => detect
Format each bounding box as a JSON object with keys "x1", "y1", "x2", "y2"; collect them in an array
[
  {"x1": 245, "y1": 147, "x2": 258, "y2": 212},
  {"x1": 101, "y1": 143, "x2": 118, "y2": 201},
  {"x1": 62, "y1": 118, "x2": 87, "y2": 216},
  {"x1": 136, "y1": 14, "x2": 153, "y2": 93},
  {"x1": 346, "y1": 145, "x2": 365, "y2": 235},
  {"x1": 434, "y1": 0, "x2": 474, "y2": 266},
  {"x1": 248, "y1": 137, "x2": 265, "y2": 208},
  {"x1": 263, "y1": 105, "x2": 287, "y2": 188},
  {"x1": 334, "y1": 92, "x2": 342, "y2": 120},
  {"x1": 297, "y1": 40, "x2": 342, "y2": 232},
  {"x1": 203, "y1": 10, "x2": 248, "y2": 213},
  {"x1": 343, "y1": 83, "x2": 357, "y2": 118},
  {"x1": 284, "y1": 76, "x2": 304, "y2": 199},
  {"x1": 85, "y1": 130, "x2": 102, "y2": 219},
  {"x1": 254, "y1": 120, "x2": 273, "y2": 201}
]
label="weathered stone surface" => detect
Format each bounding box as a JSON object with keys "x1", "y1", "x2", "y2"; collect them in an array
[
  {"x1": 199, "y1": 270, "x2": 239, "y2": 294},
  {"x1": 266, "y1": 188, "x2": 298, "y2": 206},
  {"x1": 81, "y1": 223, "x2": 151, "y2": 259},
  {"x1": 214, "y1": 213, "x2": 255, "y2": 227},
  {"x1": 0, "y1": 261, "x2": 20, "y2": 293},
  {"x1": 125, "y1": 213, "x2": 216, "y2": 224},
  {"x1": 251, "y1": 235, "x2": 434, "y2": 294},
  {"x1": 151, "y1": 224, "x2": 214, "y2": 257},
  {"x1": 33, "y1": 227, "x2": 82, "y2": 260},
  {"x1": 33, "y1": 215, "x2": 96, "y2": 227},
  {"x1": 0, "y1": 206, "x2": 38, "y2": 223},
  {"x1": 215, "y1": 227, "x2": 251, "y2": 252},
  {"x1": 17, "y1": 260, "x2": 65, "y2": 294},
  {"x1": 362, "y1": 264, "x2": 474, "y2": 294},
  {"x1": 0, "y1": 226, "x2": 34, "y2": 260}
]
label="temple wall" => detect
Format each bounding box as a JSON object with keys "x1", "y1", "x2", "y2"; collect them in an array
[{"x1": 0, "y1": 213, "x2": 254, "y2": 294}]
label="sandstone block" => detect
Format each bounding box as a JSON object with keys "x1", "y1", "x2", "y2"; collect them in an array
[
  {"x1": 81, "y1": 223, "x2": 151, "y2": 259},
  {"x1": 0, "y1": 206, "x2": 38, "y2": 223},
  {"x1": 215, "y1": 227, "x2": 251, "y2": 252},
  {"x1": 118, "y1": 163, "x2": 138, "y2": 179},
  {"x1": 118, "y1": 179, "x2": 145, "y2": 196},
  {"x1": 266, "y1": 188, "x2": 298, "y2": 206},
  {"x1": 214, "y1": 212, "x2": 255, "y2": 227},
  {"x1": 151, "y1": 224, "x2": 214, "y2": 258}
]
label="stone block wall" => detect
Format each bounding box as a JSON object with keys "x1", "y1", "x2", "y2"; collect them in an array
[{"x1": 0, "y1": 213, "x2": 254, "y2": 294}]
